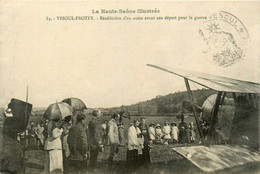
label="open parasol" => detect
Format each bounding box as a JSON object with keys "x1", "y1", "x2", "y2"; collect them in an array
[
  {"x1": 43, "y1": 102, "x2": 73, "y2": 120},
  {"x1": 62, "y1": 97, "x2": 87, "y2": 111}
]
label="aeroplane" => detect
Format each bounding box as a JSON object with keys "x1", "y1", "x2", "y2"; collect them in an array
[{"x1": 147, "y1": 64, "x2": 260, "y2": 173}]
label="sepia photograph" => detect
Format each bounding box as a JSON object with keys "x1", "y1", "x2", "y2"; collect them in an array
[{"x1": 0, "y1": 1, "x2": 260, "y2": 174}]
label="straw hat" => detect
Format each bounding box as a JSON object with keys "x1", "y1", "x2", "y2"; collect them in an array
[{"x1": 171, "y1": 121, "x2": 176, "y2": 126}]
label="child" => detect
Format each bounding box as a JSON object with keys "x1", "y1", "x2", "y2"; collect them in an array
[
  {"x1": 149, "y1": 123, "x2": 156, "y2": 143},
  {"x1": 155, "y1": 124, "x2": 163, "y2": 144},
  {"x1": 171, "y1": 121, "x2": 179, "y2": 144},
  {"x1": 189, "y1": 122, "x2": 196, "y2": 143},
  {"x1": 162, "y1": 121, "x2": 171, "y2": 145}
]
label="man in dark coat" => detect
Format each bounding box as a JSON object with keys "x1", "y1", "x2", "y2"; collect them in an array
[
  {"x1": 67, "y1": 114, "x2": 88, "y2": 173},
  {"x1": 88, "y1": 109, "x2": 102, "y2": 170},
  {"x1": 139, "y1": 118, "x2": 151, "y2": 168}
]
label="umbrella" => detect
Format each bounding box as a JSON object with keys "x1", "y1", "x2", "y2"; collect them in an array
[
  {"x1": 62, "y1": 98, "x2": 87, "y2": 111},
  {"x1": 43, "y1": 102, "x2": 73, "y2": 120}
]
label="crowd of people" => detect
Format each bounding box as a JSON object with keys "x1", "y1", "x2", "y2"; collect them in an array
[
  {"x1": 148, "y1": 117, "x2": 196, "y2": 145},
  {"x1": 16, "y1": 110, "x2": 199, "y2": 174},
  {"x1": 17, "y1": 121, "x2": 45, "y2": 150}
]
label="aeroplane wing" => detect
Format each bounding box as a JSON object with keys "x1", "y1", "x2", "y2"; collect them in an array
[
  {"x1": 147, "y1": 64, "x2": 260, "y2": 94},
  {"x1": 172, "y1": 145, "x2": 260, "y2": 172}
]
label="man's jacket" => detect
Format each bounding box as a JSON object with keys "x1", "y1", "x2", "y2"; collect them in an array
[
  {"x1": 67, "y1": 122, "x2": 88, "y2": 161},
  {"x1": 88, "y1": 117, "x2": 102, "y2": 149},
  {"x1": 139, "y1": 124, "x2": 150, "y2": 144}
]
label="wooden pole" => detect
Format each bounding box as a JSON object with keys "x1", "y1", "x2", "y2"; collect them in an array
[
  {"x1": 209, "y1": 91, "x2": 222, "y2": 146},
  {"x1": 220, "y1": 92, "x2": 226, "y2": 105},
  {"x1": 248, "y1": 93, "x2": 255, "y2": 108},
  {"x1": 184, "y1": 78, "x2": 204, "y2": 144},
  {"x1": 232, "y1": 92, "x2": 237, "y2": 101}
]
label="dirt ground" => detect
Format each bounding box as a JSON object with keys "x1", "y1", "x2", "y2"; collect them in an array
[
  {"x1": 25, "y1": 143, "x2": 260, "y2": 174},
  {"x1": 25, "y1": 144, "x2": 199, "y2": 174}
]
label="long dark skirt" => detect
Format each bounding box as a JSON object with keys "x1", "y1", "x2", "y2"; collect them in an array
[
  {"x1": 28, "y1": 137, "x2": 36, "y2": 150},
  {"x1": 126, "y1": 149, "x2": 138, "y2": 171},
  {"x1": 140, "y1": 144, "x2": 150, "y2": 168},
  {"x1": 179, "y1": 130, "x2": 188, "y2": 144}
]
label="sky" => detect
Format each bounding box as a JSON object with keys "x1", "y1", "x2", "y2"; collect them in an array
[{"x1": 0, "y1": 1, "x2": 259, "y2": 108}]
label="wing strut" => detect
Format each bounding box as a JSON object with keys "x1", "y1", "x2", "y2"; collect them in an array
[
  {"x1": 184, "y1": 78, "x2": 204, "y2": 144},
  {"x1": 209, "y1": 91, "x2": 222, "y2": 146}
]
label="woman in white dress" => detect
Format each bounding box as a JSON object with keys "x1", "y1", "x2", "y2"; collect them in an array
[
  {"x1": 149, "y1": 123, "x2": 156, "y2": 143},
  {"x1": 45, "y1": 119, "x2": 63, "y2": 174},
  {"x1": 171, "y1": 121, "x2": 179, "y2": 144},
  {"x1": 155, "y1": 124, "x2": 163, "y2": 144},
  {"x1": 162, "y1": 121, "x2": 171, "y2": 145}
]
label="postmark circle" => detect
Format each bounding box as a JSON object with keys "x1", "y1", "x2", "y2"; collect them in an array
[{"x1": 199, "y1": 11, "x2": 250, "y2": 67}]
